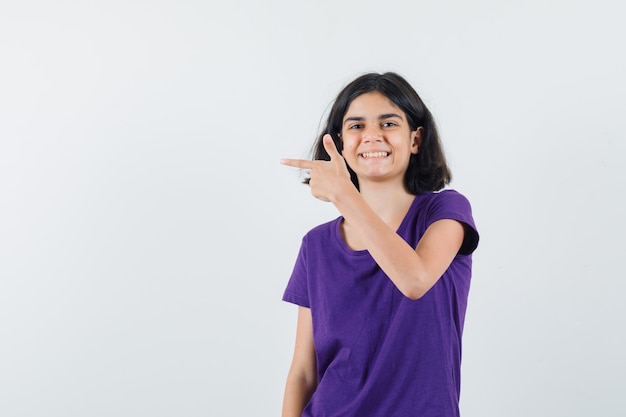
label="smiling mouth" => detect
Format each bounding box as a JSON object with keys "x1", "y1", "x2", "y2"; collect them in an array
[{"x1": 360, "y1": 152, "x2": 389, "y2": 158}]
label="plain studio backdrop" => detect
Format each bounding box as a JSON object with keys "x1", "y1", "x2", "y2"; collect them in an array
[{"x1": 1, "y1": 0, "x2": 624, "y2": 416}]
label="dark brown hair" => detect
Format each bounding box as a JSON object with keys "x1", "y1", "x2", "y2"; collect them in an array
[{"x1": 307, "y1": 72, "x2": 451, "y2": 194}]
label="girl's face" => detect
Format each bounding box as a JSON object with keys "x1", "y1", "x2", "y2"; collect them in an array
[{"x1": 340, "y1": 91, "x2": 421, "y2": 186}]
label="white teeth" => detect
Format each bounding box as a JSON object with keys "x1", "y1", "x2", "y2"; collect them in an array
[{"x1": 362, "y1": 152, "x2": 388, "y2": 158}]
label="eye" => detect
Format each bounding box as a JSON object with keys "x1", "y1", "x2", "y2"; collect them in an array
[
  {"x1": 382, "y1": 121, "x2": 398, "y2": 128},
  {"x1": 348, "y1": 123, "x2": 363, "y2": 130}
]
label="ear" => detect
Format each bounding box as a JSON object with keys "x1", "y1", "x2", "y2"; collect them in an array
[{"x1": 410, "y1": 127, "x2": 423, "y2": 154}]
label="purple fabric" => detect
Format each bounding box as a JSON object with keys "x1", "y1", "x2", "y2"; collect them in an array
[{"x1": 283, "y1": 189, "x2": 479, "y2": 417}]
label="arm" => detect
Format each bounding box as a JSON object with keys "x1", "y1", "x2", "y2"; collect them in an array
[
  {"x1": 282, "y1": 306, "x2": 317, "y2": 417},
  {"x1": 333, "y1": 186, "x2": 464, "y2": 299},
  {"x1": 281, "y1": 135, "x2": 465, "y2": 300}
]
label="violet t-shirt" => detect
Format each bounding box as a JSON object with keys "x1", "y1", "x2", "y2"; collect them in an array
[{"x1": 283, "y1": 189, "x2": 479, "y2": 417}]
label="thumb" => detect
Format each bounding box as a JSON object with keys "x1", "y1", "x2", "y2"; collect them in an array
[{"x1": 323, "y1": 134, "x2": 342, "y2": 160}]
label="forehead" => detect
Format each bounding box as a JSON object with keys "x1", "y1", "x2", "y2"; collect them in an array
[{"x1": 344, "y1": 91, "x2": 405, "y2": 119}]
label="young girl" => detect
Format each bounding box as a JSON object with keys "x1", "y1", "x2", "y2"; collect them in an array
[{"x1": 280, "y1": 72, "x2": 479, "y2": 417}]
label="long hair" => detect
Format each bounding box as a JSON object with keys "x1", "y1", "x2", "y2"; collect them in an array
[{"x1": 307, "y1": 72, "x2": 451, "y2": 194}]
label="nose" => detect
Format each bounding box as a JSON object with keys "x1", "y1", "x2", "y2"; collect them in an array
[{"x1": 362, "y1": 125, "x2": 383, "y2": 142}]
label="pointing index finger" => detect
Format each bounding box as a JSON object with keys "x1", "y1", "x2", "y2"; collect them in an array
[{"x1": 280, "y1": 158, "x2": 314, "y2": 169}]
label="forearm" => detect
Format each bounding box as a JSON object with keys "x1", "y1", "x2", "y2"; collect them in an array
[
  {"x1": 282, "y1": 372, "x2": 316, "y2": 417},
  {"x1": 332, "y1": 185, "x2": 463, "y2": 300},
  {"x1": 332, "y1": 188, "x2": 429, "y2": 298}
]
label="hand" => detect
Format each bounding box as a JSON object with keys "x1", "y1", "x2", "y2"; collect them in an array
[{"x1": 280, "y1": 134, "x2": 352, "y2": 202}]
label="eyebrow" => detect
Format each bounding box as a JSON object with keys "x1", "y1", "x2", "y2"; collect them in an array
[{"x1": 343, "y1": 113, "x2": 404, "y2": 125}]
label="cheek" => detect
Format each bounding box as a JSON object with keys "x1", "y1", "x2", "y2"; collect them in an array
[
  {"x1": 342, "y1": 144, "x2": 358, "y2": 161},
  {"x1": 341, "y1": 136, "x2": 357, "y2": 152}
]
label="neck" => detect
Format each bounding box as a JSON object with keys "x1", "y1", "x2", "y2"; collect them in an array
[{"x1": 357, "y1": 179, "x2": 414, "y2": 224}]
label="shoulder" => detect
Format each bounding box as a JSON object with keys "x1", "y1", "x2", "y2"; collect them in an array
[
  {"x1": 422, "y1": 189, "x2": 479, "y2": 255},
  {"x1": 420, "y1": 189, "x2": 474, "y2": 216},
  {"x1": 302, "y1": 217, "x2": 341, "y2": 244},
  {"x1": 431, "y1": 188, "x2": 471, "y2": 204}
]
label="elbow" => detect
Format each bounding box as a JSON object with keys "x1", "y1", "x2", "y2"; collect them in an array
[
  {"x1": 399, "y1": 274, "x2": 435, "y2": 300},
  {"x1": 401, "y1": 284, "x2": 428, "y2": 301},
  {"x1": 403, "y1": 290, "x2": 425, "y2": 301}
]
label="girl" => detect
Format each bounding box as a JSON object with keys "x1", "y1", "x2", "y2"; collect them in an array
[{"x1": 280, "y1": 72, "x2": 479, "y2": 417}]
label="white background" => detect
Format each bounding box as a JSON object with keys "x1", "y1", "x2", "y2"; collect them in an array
[{"x1": 1, "y1": 1, "x2": 624, "y2": 416}]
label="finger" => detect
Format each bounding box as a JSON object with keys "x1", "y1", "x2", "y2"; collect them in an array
[
  {"x1": 322, "y1": 134, "x2": 342, "y2": 160},
  {"x1": 280, "y1": 158, "x2": 315, "y2": 169}
]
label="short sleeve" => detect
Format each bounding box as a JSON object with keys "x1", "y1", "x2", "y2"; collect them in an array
[
  {"x1": 282, "y1": 236, "x2": 311, "y2": 308},
  {"x1": 427, "y1": 190, "x2": 479, "y2": 256}
]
